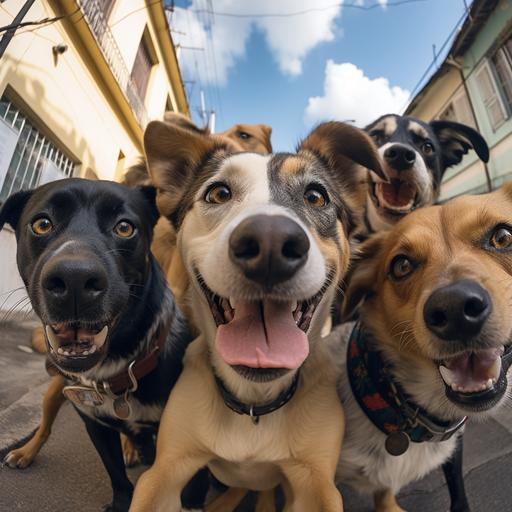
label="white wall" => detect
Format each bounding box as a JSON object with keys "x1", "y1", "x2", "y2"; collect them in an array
[{"x1": 0, "y1": 230, "x2": 29, "y2": 314}]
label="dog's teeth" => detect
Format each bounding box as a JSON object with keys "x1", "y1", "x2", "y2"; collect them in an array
[
  {"x1": 439, "y1": 365, "x2": 454, "y2": 387},
  {"x1": 290, "y1": 301, "x2": 298, "y2": 312},
  {"x1": 486, "y1": 378, "x2": 494, "y2": 390},
  {"x1": 57, "y1": 347, "x2": 64, "y2": 355},
  {"x1": 63, "y1": 350, "x2": 70, "y2": 356},
  {"x1": 89, "y1": 345, "x2": 96, "y2": 354},
  {"x1": 45, "y1": 325, "x2": 60, "y2": 352},
  {"x1": 229, "y1": 297, "x2": 236, "y2": 309},
  {"x1": 490, "y1": 356, "x2": 502, "y2": 381},
  {"x1": 83, "y1": 350, "x2": 89, "y2": 356},
  {"x1": 93, "y1": 326, "x2": 108, "y2": 348}
]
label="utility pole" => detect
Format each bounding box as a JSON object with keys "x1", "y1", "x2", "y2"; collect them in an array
[{"x1": 0, "y1": 0, "x2": 36, "y2": 59}]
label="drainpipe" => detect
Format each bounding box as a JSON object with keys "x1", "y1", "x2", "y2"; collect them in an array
[
  {"x1": 447, "y1": 56, "x2": 493, "y2": 192},
  {"x1": 0, "y1": 0, "x2": 36, "y2": 59}
]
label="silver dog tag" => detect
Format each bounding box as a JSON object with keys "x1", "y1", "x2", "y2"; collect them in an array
[
  {"x1": 63, "y1": 385, "x2": 104, "y2": 407},
  {"x1": 385, "y1": 431, "x2": 410, "y2": 456}
]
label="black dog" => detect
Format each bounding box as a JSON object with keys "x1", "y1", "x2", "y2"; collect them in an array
[
  {"x1": 0, "y1": 178, "x2": 207, "y2": 511},
  {"x1": 362, "y1": 114, "x2": 490, "y2": 235}
]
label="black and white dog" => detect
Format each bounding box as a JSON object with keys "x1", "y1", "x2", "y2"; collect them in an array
[
  {"x1": 0, "y1": 179, "x2": 205, "y2": 512},
  {"x1": 362, "y1": 114, "x2": 489, "y2": 235}
]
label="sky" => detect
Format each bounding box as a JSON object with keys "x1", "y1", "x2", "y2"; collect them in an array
[{"x1": 167, "y1": 0, "x2": 471, "y2": 151}]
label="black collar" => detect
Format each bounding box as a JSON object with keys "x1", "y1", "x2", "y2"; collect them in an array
[
  {"x1": 214, "y1": 371, "x2": 300, "y2": 425},
  {"x1": 347, "y1": 323, "x2": 467, "y2": 456}
]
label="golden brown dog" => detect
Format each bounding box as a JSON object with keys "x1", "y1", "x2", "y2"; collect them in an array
[
  {"x1": 5, "y1": 115, "x2": 272, "y2": 471},
  {"x1": 129, "y1": 120, "x2": 384, "y2": 512},
  {"x1": 333, "y1": 183, "x2": 512, "y2": 511}
]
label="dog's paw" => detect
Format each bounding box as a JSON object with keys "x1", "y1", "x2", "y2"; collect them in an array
[
  {"x1": 121, "y1": 435, "x2": 140, "y2": 467},
  {"x1": 3, "y1": 448, "x2": 35, "y2": 469}
]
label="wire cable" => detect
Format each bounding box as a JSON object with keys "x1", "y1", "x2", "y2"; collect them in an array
[{"x1": 175, "y1": 0, "x2": 427, "y2": 19}]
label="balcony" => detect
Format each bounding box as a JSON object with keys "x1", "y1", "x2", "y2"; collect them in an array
[{"x1": 79, "y1": 0, "x2": 149, "y2": 128}]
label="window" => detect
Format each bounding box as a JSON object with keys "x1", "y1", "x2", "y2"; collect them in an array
[
  {"x1": 474, "y1": 35, "x2": 512, "y2": 131},
  {"x1": 165, "y1": 95, "x2": 174, "y2": 113},
  {"x1": 98, "y1": 0, "x2": 115, "y2": 21},
  {"x1": 438, "y1": 89, "x2": 476, "y2": 128},
  {"x1": 0, "y1": 94, "x2": 76, "y2": 203},
  {"x1": 131, "y1": 29, "x2": 157, "y2": 101}
]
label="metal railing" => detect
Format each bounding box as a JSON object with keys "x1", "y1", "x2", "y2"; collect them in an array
[
  {"x1": 0, "y1": 96, "x2": 76, "y2": 202},
  {"x1": 79, "y1": 0, "x2": 149, "y2": 128}
]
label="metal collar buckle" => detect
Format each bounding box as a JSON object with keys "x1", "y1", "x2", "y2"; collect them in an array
[{"x1": 249, "y1": 405, "x2": 260, "y2": 425}]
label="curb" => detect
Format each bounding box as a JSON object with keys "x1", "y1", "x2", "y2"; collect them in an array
[{"x1": 0, "y1": 381, "x2": 48, "y2": 460}]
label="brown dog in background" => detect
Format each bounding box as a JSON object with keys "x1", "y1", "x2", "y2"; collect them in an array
[{"x1": 4, "y1": 114, "x2": 272, "y2": 470}]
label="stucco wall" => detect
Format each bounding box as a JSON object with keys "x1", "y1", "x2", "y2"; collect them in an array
[{"x1": 0, "y1": 0, "x2": 186, "y2": 308}]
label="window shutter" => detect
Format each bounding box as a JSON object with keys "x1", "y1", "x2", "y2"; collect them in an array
[
  {"x1": 452, "y1": 91, "x2": 476, "y2": 128},
  {"x1": 474, "y1": 60, "x2": 507, "y2": 130},
  {"x1": 131, "y1": 38, "x2": 152, "y2": 101}
]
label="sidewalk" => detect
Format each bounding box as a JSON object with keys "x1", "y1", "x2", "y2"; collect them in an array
[
  {"x1": 1, "y1": 318, "x2": 512, "y2": 510},
  {"x1": 0, "y1": 317, "x2": 49, "y2": 459}
]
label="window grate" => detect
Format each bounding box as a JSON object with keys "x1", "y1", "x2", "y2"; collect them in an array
[{"x1": 0, "y1": 95, "x2": 76, "y2": 202}]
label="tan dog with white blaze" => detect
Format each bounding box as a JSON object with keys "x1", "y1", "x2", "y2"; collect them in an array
[{"x1": 129, "y1": 121, "x2": 384, "y2": 511}]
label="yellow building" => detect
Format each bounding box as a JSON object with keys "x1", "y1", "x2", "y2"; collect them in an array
[{"x1": 0, "y1": 0, "x2": 189, "y2": 310}]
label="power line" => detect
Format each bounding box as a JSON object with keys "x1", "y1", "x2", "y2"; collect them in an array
[
  {"x1": 0, "y1": 7, "x2": 80, "y2": 34},
  {"x1": 175, "y1": 0, "x2": 426, "y2": 19},
  {"x1": 400, "y1": 6, "x2": 468, "y2": 112}
]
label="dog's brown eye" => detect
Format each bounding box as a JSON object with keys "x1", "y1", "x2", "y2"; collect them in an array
[
  {"x1": 237, "y1": 131, "x2": 250, "y2": 140},
  {"x1": 304, "y1": 187, "x2": 328, "y2": 208},
  {"x1": 32, "y1": 217, "x2": 53, "y2": 235},
  {"x1": 205, "y1": 184, "x2": 232, "y2": 204},
  {"x1": 490, "y1": 226, "x2": 512, "y2": 250},
  {"x1": 113, "y1": 220, "x2": 135, "y2": 238},
  {"x1": 422, "y1": 142, "x2": 434, "y2": 155},
  {"x1": 390, "y1": 255, "x2": 415, "y2": 280}
]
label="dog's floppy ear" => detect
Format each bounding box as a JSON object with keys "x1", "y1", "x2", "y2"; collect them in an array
[
  {"x1": 0, "y1": 189, "x2": 34, "y2": 231},
  {"x1": 430, "y1": 120, "x2": 490, "y2": 170},
  {"x1": 341, "y1": 233, "x2": 386, "y2": 321},
  {"x1": 253, "y1": 124, "x2": 273, "y2": 153},
  {"x1": 298, "y1": 121, "x2": 387, "y2": 184},
  {"x1": 136, "y1": 185, "x2": 160, "y2": 228},
  {"x1": 144, "y1": 120, "x2": 216, "y2": 219}
]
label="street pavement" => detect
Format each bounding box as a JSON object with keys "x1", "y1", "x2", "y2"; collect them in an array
[{"x1": 1, "y1": 319, "x2": 512, "y2": 511}]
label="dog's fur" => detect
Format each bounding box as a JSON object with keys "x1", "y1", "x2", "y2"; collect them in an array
[
  {"x1": 0, "y1": 179, "x2": 202, "y2": 512},
  {"x1": 128, "y1": 120, "x2": 384, "y2": 511},
  {"x1": 130, "y1": 113, "x2": 273, "y2": 317},
  {"x1": 361, "y1": 114, "x2": 489, "y2": 236},
  {"x1": 8, "y1": 114, "x2": 273, "y2": 471},
  {"x1": 332, "y1": 183, "x2": 512, "y2": 511}
]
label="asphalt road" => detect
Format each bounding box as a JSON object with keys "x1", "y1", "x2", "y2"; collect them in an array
[
  {"x1": 1, "y1": 319, "x2": 512, "y2": 511},
  {"x1": 1, "y1": 399, "x2": 512, "y2": 511}
]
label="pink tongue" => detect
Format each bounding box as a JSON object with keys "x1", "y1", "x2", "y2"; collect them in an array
[
  {"x1": 445, "y1": 349, "x2": 502, "y2": 388},
  {"x1": 215, "y1": 300, "x2": 309, "y2": 369}
]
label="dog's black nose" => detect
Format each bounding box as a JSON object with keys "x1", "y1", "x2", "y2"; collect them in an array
[
  {"x1": 423, "y1": 280, "x2": 491, "y2": 340},
  {"x1": 384, "y1": 143, "x2": 416, "y2": 171},
  {"x1": 42, "y1": 256, "x2": 108, "y2": 311},
  {"x1": 229, "y1": 214, "x2": 310, "y2": 287}
]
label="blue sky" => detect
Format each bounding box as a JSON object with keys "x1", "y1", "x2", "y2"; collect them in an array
[{"x1": 169, "y1": 1, "x2": 470, "y2": 151}]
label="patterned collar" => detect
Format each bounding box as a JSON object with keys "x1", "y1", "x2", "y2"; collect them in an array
[{"x1": 347, "y1": 323, "x2": 467, "y2": 456}]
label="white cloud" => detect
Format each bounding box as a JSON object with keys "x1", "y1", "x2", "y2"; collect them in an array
[
  {"x1": 169, "y1": 0, "x2": 344, "y2": 85},
  {"x1": 304, "y1": 61, "x2": 410, "y2": 128}
]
